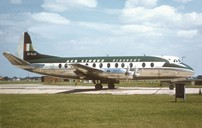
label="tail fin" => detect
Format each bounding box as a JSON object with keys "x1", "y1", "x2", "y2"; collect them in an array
[
  {"x1": 22, "y1": 32, "x2": 56, "y2": 62},
  {"x1": 23, "y1": 32, "x2": 38, "y2": 61}
]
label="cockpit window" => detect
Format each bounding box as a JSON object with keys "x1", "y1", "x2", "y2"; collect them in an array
[
  {"x1": 162, "y1": 56, "x2": 181, "y2": 64},
  {"x1": 173, "y1": 59, "x2": 181, "y2": 63}
]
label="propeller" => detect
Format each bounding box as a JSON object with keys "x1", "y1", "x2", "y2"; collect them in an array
[
  {"x1": 125, "y1": 66, "x2": 129, "y2": 75},
  {"x1": 125, "y1": 66, "x2": 132, "y2": 82},
  {"x1": 133, "y1": 66, "x2": 141, "y2": 78},
  {"x1": 125, "y1": 65, "x2": 142, "y2": 81}
]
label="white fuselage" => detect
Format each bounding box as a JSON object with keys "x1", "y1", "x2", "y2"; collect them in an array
[{"x1": 30, "y1": 57, "x2": 194, "y2": 80}]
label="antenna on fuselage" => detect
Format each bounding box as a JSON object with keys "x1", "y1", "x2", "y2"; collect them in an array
[{"x1": 182, "y1": 56, "x2": 186, "y2": 62}]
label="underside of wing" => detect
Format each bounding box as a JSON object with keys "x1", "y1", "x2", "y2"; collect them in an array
[{"x1": 69, "y1": 63, "x2": 105, "y2": 79}]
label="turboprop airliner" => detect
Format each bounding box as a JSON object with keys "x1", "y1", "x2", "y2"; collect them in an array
[{"x1": 3, "y1": 32, "x2": 194, "y2": 90}]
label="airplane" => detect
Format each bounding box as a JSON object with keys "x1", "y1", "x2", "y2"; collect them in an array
[{"x1": 3, "y1": 32, "x2": 195, "y2": 90}]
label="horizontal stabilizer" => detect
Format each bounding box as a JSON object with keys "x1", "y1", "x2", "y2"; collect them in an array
[
  {"x1": 3, "y1": 52, "x2": 44, "y2": 71},
  {"x1": 3, "y1": 52, "x2": 30, "y2": 66},
  {"x1": 3, "y1": 52, "x2": 36, "y2": 70}
]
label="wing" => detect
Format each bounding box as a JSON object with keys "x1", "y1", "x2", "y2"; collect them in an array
[{"x1": 69, "y1": 63, "x2": 104, "y2": 79}]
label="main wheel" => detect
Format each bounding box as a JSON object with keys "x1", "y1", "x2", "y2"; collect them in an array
[
  {"x1": 108, "y1": 83, "x2": 115, "y2": 89},
  {"x1": 95, "y1": 84, "x2": 103, "y2": 90}
]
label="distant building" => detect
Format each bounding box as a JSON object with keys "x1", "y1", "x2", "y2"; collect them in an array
[
  {"x1": 41, "y1": 76, "x2": 65, "y2": 83},
  {"x1": 195, "y1": 75, "x2": 202, "y2": 85},
  {"x1": 197, "y1": 75, "x2": 202, "y2": 79},
  {"x1": 1, "y1": 76, "x2": 11, "y2": 81}
]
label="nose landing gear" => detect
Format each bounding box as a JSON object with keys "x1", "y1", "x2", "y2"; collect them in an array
[{"x1": 169, "y1": 84, "x2": 175, "y2": 90}]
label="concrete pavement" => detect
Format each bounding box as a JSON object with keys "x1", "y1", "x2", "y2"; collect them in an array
[{"x1": 0, "y1": 84, "x2": 201, "y2": 95}]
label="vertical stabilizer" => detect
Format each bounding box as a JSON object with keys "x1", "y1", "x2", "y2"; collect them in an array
[
  {"x1": 23, "y1": 32, "x2": 38, "y2": 61},
  {"x1": 16, "y1": 33, "x2": 24, "y2": 59},
  {"x1": 24, "y1": 32, "x2": 35, "y2": 52},
  {"x1": 21, "y1": 32, "x2": 56, "y2": 63}
]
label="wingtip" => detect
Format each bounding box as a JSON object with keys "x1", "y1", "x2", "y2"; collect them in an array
[
  {"x1": 3, "y1": 51, "x2": 30, "y2": 66},
  {"x1": 3, "y1": 52, "x2": 10, "y2": 56}
]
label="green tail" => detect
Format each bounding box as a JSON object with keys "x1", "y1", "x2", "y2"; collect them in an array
[{"x1": 23, "y1": 32, "x2": 56, "y2": 63}]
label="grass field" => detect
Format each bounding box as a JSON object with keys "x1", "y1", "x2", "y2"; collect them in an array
[{"x1": 1, "y1": 94, "x2": 202, "y2": 128}]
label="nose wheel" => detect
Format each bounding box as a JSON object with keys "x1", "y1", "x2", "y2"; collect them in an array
[{"x1": 169, "y1": 84, "x2": 174, "y2": 90}]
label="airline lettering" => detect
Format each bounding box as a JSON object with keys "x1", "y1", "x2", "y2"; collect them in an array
[{"x1": 27, "y1": 52, "x2": 37, "y2": 56}]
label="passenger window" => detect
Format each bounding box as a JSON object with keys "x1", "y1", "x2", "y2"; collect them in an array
[
  {"x1": 99, "y1": 63, "x2": 103, "y2": 68},
  {"x1": 115, "y1": 63, "x2": 118, "y2": 68},
  {"x1": 142, "y1": 63, "x2": 146, "y2": 68},
  {"x1": 93, "y1": 63, "x2": 96, "y2": 67},
  {"x1": 64, "y1": 64, "x2": 68, "y2": 68},
  {"x1": 129, "y1": 63, "x2": 133, "y2": 68},
  {"x1": 150, "y1": 63, "x2": 154, "y2": 68},
  {"x1": 58, "y1": 64, "x2": 62, "y2": 68},
  {"x1": 121, "y1": 63, "x2": 125, "y2": 68},
  {"x1": 107, "y1": 63, "x2": 110, "y2": 68}
]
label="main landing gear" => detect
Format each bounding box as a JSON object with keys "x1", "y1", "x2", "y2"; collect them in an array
[
  {"x1": 95, "y1": 84, "x2": 103, "y2": 90},
  {"x1": 94, "y1": 80, "x2": 115, "y2": 90},
  {"x1": 108, "y1": 82, "x2": 115, "y2": 89}
]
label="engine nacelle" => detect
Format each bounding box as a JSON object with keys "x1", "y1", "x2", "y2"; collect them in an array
[{"x1": 133, "y1": 73, "x2": 140, "y2": 78}]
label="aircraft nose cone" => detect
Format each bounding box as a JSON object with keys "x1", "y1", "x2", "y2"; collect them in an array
[{"x1": 182, "y1": 63, "x2": 195, "y2": 76}]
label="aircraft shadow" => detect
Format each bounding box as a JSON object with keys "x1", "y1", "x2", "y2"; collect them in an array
[{"x1": 57, "y1": 88, "x2": 114, "y2": 94}]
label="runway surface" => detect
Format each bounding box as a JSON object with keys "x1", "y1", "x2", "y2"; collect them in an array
[{"x1": 1, "y1": 84, "x2": 201, "y2": 95}]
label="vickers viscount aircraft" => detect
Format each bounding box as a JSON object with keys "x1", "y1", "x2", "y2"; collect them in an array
[{"x1": 3, "y1": 32, "x2": 194, "y2": 90}]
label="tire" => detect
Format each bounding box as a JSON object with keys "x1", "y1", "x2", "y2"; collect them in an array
[
  {"x1": 169, "y1": 84, "x2": 174, "y2": 90},
  {"x1": 95, "y1": 84, "x2": 103, "y2": 90},
  {"x1": 108, "y1": 83, "x2": 115, "y2": 89}
]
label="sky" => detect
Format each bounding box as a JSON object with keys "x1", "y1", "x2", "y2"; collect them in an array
[{"x1": 0, "y1": 0, "x2": 202, "y2": 77}]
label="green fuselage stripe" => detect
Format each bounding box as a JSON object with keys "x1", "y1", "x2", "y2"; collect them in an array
[{"x1": 28, "y1": 56, "x2": 167, "y2": 63}]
